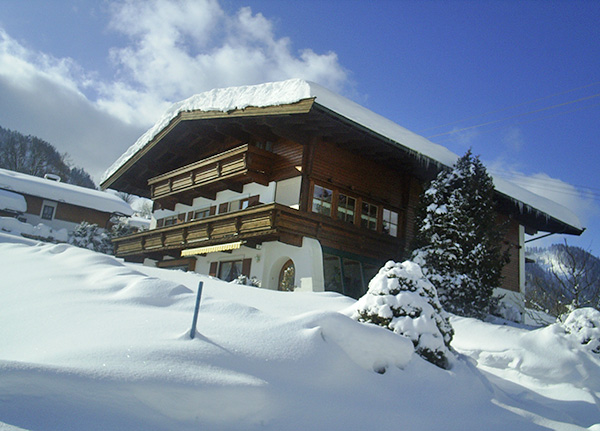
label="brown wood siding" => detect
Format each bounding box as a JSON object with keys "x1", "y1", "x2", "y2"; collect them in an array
[
  {"x1": 311, "y1": 141, "x2": 407, "y2": 209},
  {"x1": 500, "y1": 217, "x2": 521, "y2": 293},
  {"x1": 22, "y1": 194, "x2": 111, "y2": 227},
  {"x1": 403, "y1": 177, "x2": 423, "y2": 254},
  {"x1": 54, "y1": 202, "x2": 111, "y2": 226},
  {"x1": 271, "y1": 140, "x2": 303, "y2": 181},
  {"x1": 23, "y1": 195, "x2": 42, "y2": 215}
]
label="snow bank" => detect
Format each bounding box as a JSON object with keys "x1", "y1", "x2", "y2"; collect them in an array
[
  {"x1": 452, "y1": 316, "x2": 600, "y2": 428},
  {"x1": 0, "y1": 168, "x2": 132, "y2": 215},
  {"x1": 1, "y1": 240, "x2": 598, "y2": 430},
  {"x1": 0, "y1": 216, "x2": 68, "y2": 242}
]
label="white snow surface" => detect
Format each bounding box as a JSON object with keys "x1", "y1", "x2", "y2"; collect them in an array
[
  {"x1": 1, "y1": 239, "x2": 599, "y2": 430},
  {"x1": 0, "y1": 216, "x2": 68, "y2": 242},
  {"x1": 100, "y1": 79, "x2": 582, "y2": 232},
  {"x1": 0, "y1": 189, "x2": 26, "y2": 213},
  {"x1": 0, "y1": 168, "x2": 133, "y2": 216}
]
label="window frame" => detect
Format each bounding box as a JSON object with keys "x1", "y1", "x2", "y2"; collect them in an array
[
  {"x1": 382, "y1": 208, "x2": 400, "y2": 237},
  {"x1": 40, "y1": 200, "x2": 57, "y2": 221}
]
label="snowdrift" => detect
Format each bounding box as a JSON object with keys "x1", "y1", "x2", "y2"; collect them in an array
[{"x1": 0, "y1": 240, "x2": 598, "y2": 430}]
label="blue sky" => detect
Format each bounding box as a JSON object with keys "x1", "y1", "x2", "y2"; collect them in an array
[{"x1": 0, "y1": 0, "x2": 598, "y2": 254}]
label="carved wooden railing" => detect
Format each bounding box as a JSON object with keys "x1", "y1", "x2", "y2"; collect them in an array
[
  {"x1": 148, "y1": 144, "x2": 277, "y2": 202},
  {"x1": 112, "y1": 203, "x2": 403, "y2": 261}
]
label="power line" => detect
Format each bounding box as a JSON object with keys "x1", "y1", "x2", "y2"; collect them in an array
[
  {"x1": 433, "y1": 100, "x2": 600, "y2": 145},
  {"x1": 419, "y1": 81, "x2": 600, "y2": 133},
  {"x1": 427, "y1": 92, "x2": 600, "y2": 139},
  {"x1": 490, "y1": 170, "x2": 600, "y2": 202}
]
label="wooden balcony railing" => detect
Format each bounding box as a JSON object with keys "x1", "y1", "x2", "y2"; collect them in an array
[
  {"x1": 148, "y1": 144, "x2": 277, "y2": 204},
  {"x1": 112, "y1": 203, "x2": 404, "y2": 262}
]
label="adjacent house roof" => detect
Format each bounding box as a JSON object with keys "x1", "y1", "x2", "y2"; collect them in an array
[
  {"x1": 0, "y1": 188, "x2": 27, "y2": 213},
  {"x1": 0, "y1": 168, "x2": 133, "y2": 216},
  {"x1": 100, "y1": 79, "x2": 583, "y2": 235}
]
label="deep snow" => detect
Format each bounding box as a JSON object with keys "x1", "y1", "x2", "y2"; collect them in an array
[{"x1": 0, "y1": 238, "x2": 598, "y2": 430}]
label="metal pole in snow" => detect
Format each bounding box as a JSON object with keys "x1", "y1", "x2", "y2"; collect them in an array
[{"x1": 189, "y1": 281, "x2": 204, "y2": 339}]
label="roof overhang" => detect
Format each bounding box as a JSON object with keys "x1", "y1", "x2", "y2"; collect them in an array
[{"x1": 100, "y1": 79, "x2": 583, "y2": 237}]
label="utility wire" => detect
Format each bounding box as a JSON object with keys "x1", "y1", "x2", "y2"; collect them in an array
[
  {"x1": 433, "y1": 100, "x2": 600, "y2": 145},
  {"x1": 419, "y1": 81, "x2": 600, "y2": 133},
  {"x1": 490, "y1": 171, "x2": 600, "y2": 201},
  {"x1": 427, "y1": 93, "x2": 600, "y2": 139}
]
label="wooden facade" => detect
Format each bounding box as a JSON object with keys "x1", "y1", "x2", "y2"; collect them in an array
[
  {"x1": 22, "y1": 194, "x2": 113, "y2": 228},
  {"x1": 102, "y1": 91, "x2": 570, "y2": 297}
]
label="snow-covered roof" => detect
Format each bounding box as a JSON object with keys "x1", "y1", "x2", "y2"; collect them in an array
[
  {"x1": 101, "y1": 79, "x2": 582, "y2": 232},
  {"x1": 0, "y1": 188, "x2": 27, "y2": 213},
  {"x1": 0, "y1": 168, "x2": 133, "y2": 216}
]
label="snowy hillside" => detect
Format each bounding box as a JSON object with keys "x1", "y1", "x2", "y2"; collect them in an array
[{"x1": 1, "y1": 237, "x2": 599, "y2": 430}]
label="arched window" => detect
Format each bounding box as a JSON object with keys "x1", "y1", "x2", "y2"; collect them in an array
[{"x1": 278, "y1": 259, "x2": 295, "y2": 291}]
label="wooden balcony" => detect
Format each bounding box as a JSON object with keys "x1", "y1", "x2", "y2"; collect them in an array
[
  {"x1": 112, "y1": 203, "x2": 404, "y2": 262},
  {"x1": 148, "y1": 144, "x2": 277, "y2": 208}
]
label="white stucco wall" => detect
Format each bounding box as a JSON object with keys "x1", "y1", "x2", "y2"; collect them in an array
[
  {"x1": 184, "y1": 237, "x2": 325, "y2": 293},
  {"x1": 274, "y1": 176, "x2": 301, "y2": 208}
]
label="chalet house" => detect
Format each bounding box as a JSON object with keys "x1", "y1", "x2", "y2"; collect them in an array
[
  {"x1": 0, "y1": 168, "x2": 133, "y2": 234},
  {"x1": 100, "y1": 79, "x2": 583, "y2": 309}
]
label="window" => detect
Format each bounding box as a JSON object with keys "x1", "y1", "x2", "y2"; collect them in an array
[
  {"x1": 192, "y1": 207, "x2": 212, "y2": 221},
  {"x1": 361, "y1": 201, "x2": 378, "y2": 230},
  {"x1": 337, "y1": 194, "x2": 356, "y2": 224},
  {"x1": 218, "y1": 260, "x2": 244, "y2": 282},
  {"x1": 323, "y1": 251, "x2": 380, "y2": 299},
  {"x1": 382, "y1": 209, "x2": 399, "y2": 237},
  {"x1": 278, "y1": 259, "x2": 295, "y2": 291},
  {"x1": 312, "y1": 185, "x2": 333, "y2": 216},
  {"x1": 255, "y1": 141, "x2": 273, "y2": 152},
  {"x1": 215, "y1": 258, "x2": 252, "y2": 282},
  {"x1": 41, "y1": 204, "x2": 55, "y2": 220},
  {"x1": 163, "y1": 215, "x2": 178, "y2": 226}
]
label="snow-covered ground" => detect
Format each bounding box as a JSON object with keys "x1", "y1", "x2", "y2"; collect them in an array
[{"x1": 1, "y1": 236, "x2": 599, "y2": 430}]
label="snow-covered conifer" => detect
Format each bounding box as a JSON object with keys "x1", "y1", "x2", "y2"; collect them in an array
[
  {"x1": 353, "y1": 260, "x2": 454, "y2": 369},
  {"x1": 412, "y1": 150, "x2": 509, "y2": 319},
  {"x1": 68, "y1": 222, "x2": 114, "y2": 254},
  {"x1": 560, "y1": 307, "x2": 600, "y2": 355}
]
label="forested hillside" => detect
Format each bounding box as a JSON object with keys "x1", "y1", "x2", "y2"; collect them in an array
[
  {"x1": 525, "y1": 243, "x2": 600, "y2": 316},
  {"x1": 0, "y1": 126, "x2": 95, "y2": 188}
]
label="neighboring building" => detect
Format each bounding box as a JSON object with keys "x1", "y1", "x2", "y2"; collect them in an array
[
  {"x1": 0, "y1": 188, "x2": 27, "y2": 219},
  {"x1": 0, "y1": 168, "x2": 133, "y2": 233},
  {"x1": 100, "y1": 79, "x2": 583, "y2": 309}
]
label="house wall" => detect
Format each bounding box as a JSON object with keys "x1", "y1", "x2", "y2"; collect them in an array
[
  {"x1": 311, "y1": 141, "x2": 408, "y2": 209},
  {"x1": 189, "y1": 237, "x2": 324, "y2": 292},
  {"x1": 21, "y1": 194, "x2": 112, "y2": 232},
  {"x1": 500, "y1": 217, "x2": 522, "y2": 293}
]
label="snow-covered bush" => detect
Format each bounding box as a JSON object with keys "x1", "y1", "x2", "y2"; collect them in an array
[
  {"x1": 412, "y1": 150, "x2": 510, "y2": 319},
  {"x1": 560, "y1": 307, "x2": 600, "y2": 354},
  {"x1": 232, "y1": 274, "x2": 262, "y2": 287},
  {"x1": 68, "y1": 222, "x2": 114, "y2": 254},
  {"x1": 353, "y1": 260, "x2": 454, "y2": 369}
]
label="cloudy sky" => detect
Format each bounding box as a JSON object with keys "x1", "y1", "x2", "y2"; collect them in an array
[{"x1": 1, "y1": 0, "x2": 599, "y2": 253}]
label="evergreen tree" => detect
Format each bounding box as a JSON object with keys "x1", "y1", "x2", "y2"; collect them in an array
[
  {"x1": 411, "y1": 150, "x2": 509, "y2": 319},
  {"x1": 354, "y1": 260, "x2": 454, "y2": 369}
]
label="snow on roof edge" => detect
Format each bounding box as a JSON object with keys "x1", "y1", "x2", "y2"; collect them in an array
[
  {"x1": 100, "y1": 79, "x2": 582, "y2": 232},
  {"x1": 492, "y1": 176, "x2": 583, "y2": 232},
  {"x1": 0, "y1": 168, "x2": 133, "y2": 216}
]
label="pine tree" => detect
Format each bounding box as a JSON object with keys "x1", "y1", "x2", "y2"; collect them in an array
[
  {"x1": 354, "y1": 260, "x2": 454, "y2": 369},
  {"x1": 411, "y1": 150, "x2": 509, "y2": 319}
]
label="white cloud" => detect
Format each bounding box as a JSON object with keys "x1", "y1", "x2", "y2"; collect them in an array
[
  {"x1": 0, "y1": 0, "x2": 350, "y2": 181},
  {"x1": 99, "y1": 0, "x2": 349, "y2": 124},
  {"x1": 502, "y1": 126, "x2": 525, "y2": 152}
]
